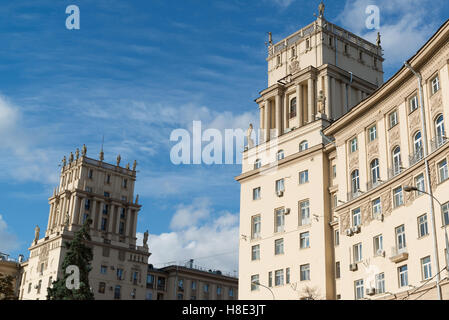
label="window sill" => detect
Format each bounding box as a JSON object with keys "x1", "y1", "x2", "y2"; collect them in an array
[
  {"x1": 417, "y1": 234, "x2": 430, "y2": 240},
  {"x1": 388, "y1": 123, "x2": 399, "y2": 131}
]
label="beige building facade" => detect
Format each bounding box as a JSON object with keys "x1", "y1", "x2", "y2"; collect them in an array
[
  {"x1": 145, "y1": 263, "x2": 238, "y2": 300},
  {"x1": 18, "y1": 148, "x2": 150, "y2": 300},
  {"x1": 237, "y1": 6, "x2": 449, "y2": 300},
  {"x1": 0, "y1": 253, "x2": 22, "y2": 298}
]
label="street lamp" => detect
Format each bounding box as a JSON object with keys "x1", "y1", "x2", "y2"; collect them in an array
[
  {"x1": 404, "y1": 62, "x2": 442, "y2": 300},
  {"x1": 404, "y1": 186, "x2": 449, "y2": 274},
  {"x1": 251, "y1": 281, "x2": 275, "y2": 300}
]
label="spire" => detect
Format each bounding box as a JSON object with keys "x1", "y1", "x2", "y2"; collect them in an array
[{"x1": 99, "y1": 135, "x2": 104, "y2": 161}]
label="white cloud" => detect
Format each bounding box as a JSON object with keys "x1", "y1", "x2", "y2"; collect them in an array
[
  {"x1": 337, "y1": 0, "x2": 443, "y2": 69},
  {"x1": 0, "y1": 214, "x2": 19, "y2": 253},
  {"x1": 270, "y1": 0, "x2": 295, "y2": 8},
  {"x1": 137, "y1": 198, "x2": 239, "y2": 274}
]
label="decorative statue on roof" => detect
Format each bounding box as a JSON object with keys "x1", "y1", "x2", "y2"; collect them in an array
[
  {"x1": 132, "y1": 160, "x2": 137, "y2": 171},
  {"x1": 376, "y1": 32, "x2": 381, "y2": 47},
  {"x1": 81, "y1": 144, "x2": 87, "y2": 157},
  {"x1": 143, "y1": 230, "x2": 149, "y2": 247},
  {"x1": 75, "y1": 148, "x2": 80, "y2": 160},
  {"x1": 135, "y1": 194, "x2": 139, "y2": 204},
  {"x1": 99, "y1": 149, "x2": 104, "y2": 161},
  {"x1": 116, "y1": 154, "x2": 121, "y2": 167},
  {"x1": 246, "y1": 124, "x2": 254, "y2": 149},
  {"x1": 69, "y1": 152, "x2": 74, "y2": 163},
  {"x1": 126, "y1": 163, "x2": 130, "y2": 170},
  {"x1": 318, "y1": 1, "x2": 325, "y2": 17},
  {"x1": 268, "y1": 32, "x2": 273, "y2": 46},
  {"x1": 62, "y1": 156, "x2": 67, "y2": 167},
  {"x1": 34, "y1": 225, "x2": 40, "y2": 242}
]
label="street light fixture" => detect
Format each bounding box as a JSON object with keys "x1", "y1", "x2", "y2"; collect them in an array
[
  {"x1": 404, "y1": 61, "x2": 442, "y2": 300},
  {"x1": 251, "y1": 281, "x2": 275, "y2": 300},
  {"x1": 404, "y1": 185, "x2": 449, "y2": 274}
]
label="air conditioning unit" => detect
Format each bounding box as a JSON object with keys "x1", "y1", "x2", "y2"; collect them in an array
[
  {"x1": 377, "y1": 249, "x2": 386, "y2": 257},
  {"x1": 349, "y1": 263, "x2": 358, "y2": 271},
  {"x1": 346, "y1": 229, "x2": 354, "y2": 237},
  {"x1": 366, "y1": 287, "x2": 376, "y2": 296},
  {"x1": 284, "y1": 208, "x2": 291, "y2": 215},
  {"x1": 352, "y1": 225, "x2": 361, "y2": 234},
  {"x1": 277, "y1": 191, "x2": 284, "y2": 197}
]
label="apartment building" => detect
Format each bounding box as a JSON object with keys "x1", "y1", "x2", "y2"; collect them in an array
[
  {"x1": 145, "y1": 263, "x2": 238, "y2": 300},
  {"x1": 237, "y1": 3, "x2": 449, "y2": 300},
  {"x1": 19, "y1": 147, "x2": 150, "y2": 300}
]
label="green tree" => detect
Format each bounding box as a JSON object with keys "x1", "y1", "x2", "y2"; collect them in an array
[
  {"x1": 47, "y1": 219, "x2": 95, "y2": 300},
  {"x1": 0, "y1": 273, "x2": 17, "y2": 300}
]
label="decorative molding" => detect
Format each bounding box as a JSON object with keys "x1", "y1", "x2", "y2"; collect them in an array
[
  {"x1": 408, "y1": 110, "x2": 421, "y2": 135},
  {"x1": 381, "y1": 190, "x2": 392, "y2": 216},
  {"x1": 340, "y1": 211, "x2": 350, "y2": 231},
  {"x1": 367, "y1": 142, "x2": 379, "y2": 159},
  {"x1": 361, "y1": 201, "x2": 372, "y2": 225},
  {"x1": 389, "y1": 125, "x2": 401, "y2": 147}
]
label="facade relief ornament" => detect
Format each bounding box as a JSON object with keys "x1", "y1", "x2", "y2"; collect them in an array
[
  {"x1": 409, "y1": 111, "x2": 421, "y2": 134},
  {"x1": 361, "y1": 201, "x2": 372, "y2": 225},
  {"x1": 289, "y1": 60, "x2": 300, "y2": 74},
  {"x1": 367, "y1": 143, "x2": 379, "y2": 158},
  {"x1": 405, "y1": 177, "x2": 414, "y2": 205},
  {"x1": 429, "y1": 162, "x2": 437, "y2": 190},
  {"x1": 340, "y1": 211, "x2": 350, "y2": 231},
  {"x1": 381, "y1": 190, "x2": 392, "y2": 216},
  {"x1": 389, "y1": 126, "x2": 401, "y2": 146},
  {"x1": 348, "y1": 153, "x2": 359, "y2": 170}
]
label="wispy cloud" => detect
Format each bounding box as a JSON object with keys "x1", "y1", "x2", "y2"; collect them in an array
[{"x1": 0, "y1": 214, "x2": 20, "y2": 253}]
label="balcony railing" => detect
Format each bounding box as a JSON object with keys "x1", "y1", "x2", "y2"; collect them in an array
[
  {"x1": 366, "y1": 180, "x2": 383, "y2": 192},
  {"x1": 390, "y1": 246, "x2": 408, "y2": 263},
  {"x1": 430, "y1": 136, "x2": 448, "y2": 153},
  {"x1": 409, "y1": 148, "x2": 424, "y2": 167},
  {"x1": 387, "y1": 166, "x2": 403, "y2": 179},
  {"x1": 347, "y1": 190, "x2": 363, "y2": 201}
]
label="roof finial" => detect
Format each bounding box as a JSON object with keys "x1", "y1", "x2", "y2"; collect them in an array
[
  {"x1": 99, "y1": 135, "x2": 104, "y2": 161},
  {"x1": 318, "y1": 1, "x2": 325, "y2": 17}
]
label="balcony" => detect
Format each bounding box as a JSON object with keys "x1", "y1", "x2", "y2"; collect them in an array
[
  {"x1": 430, "y1": 136, "x2": 448, "y2": 153},
  {"x1": 366, "y1": 180, "x2": 383, "y2": 192},
  {"x1": 387, "y1": 166, "x2": 403, "y2": 179},
  {"x1": 390, "y1": 246, "x2": 408, "y2": 263},
  {"x1": 347, "y1": 190, "x2": 363, "y2": 201},
  {"x1": 409, "y1": 148, "x2": 424, "y2": 167}
]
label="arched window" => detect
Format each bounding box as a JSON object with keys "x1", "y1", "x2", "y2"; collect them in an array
[
  {"x1": 290, "y1": 98, "x2": 297, "y2": 118},
  {"x1": 436, "y1": 114, "x2": 445, "y2": 139},
  {"x1": 254, "y1": 159, "x2": 262, "y2": 170},
  {"x1": 351, "y1": 170, "x2": 360, "y2": 194},
  {"x1": 370, "y1": 159, "x2": 380, "y2": 185},
  {"x1": 299, "y1": 141, "x2": 309, "y2": 151},
  {"x1": 414, "y1": 131, "x2": 422, "y2": 153},
  {"x1": 277, "y1": 150, "x2": 285, "y2": 161},
  {"x1": 392, "y1": 146, "x2": 402, "y2": 175}
]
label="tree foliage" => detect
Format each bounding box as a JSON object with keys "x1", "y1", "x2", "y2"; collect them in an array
[
  {"x1": 46, "y1": 219, "x2": 95, "y2": 300},
  {"x1": 0, "y1": 273, "x2": 17, "y2": 300}
]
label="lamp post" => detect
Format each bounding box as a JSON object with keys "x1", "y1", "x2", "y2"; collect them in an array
[
  {"x1": 404, "y1": 186, "x2": 449, "y2": 274},
  {"x1": 404, "y1": 62, "x2": 442, "y2": 300},
  {"x1": 251, "y1": 281, "x2": 275, "y2": 300}
]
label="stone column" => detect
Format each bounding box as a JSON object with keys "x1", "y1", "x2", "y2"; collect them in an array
[
  {"x1": 115, "y1": 207, "x2": 122, "y2": 234},
  {"x1": 264, "y1": 100, "x2": 270, "y2": 142},
  {"x1": 308, "y1": 78, "x2": 315, "y2": 122},
  {"x1": 357, "y1": 89, "x2": 362, "y2": 104},
  {"x1": 132, "y1": 210, "x2": 138, "y2": 238},
  {"x1": 325, "y1": 76, "x2": 331, "y2": 117},
  {"x1": 108, "y1": 204, "x2": 115, "y2": 233},
  {"x1": 347, "y1": 85, "x2": 352, "y2": 109},
  {"x1": 275, "y1": 94, "x2": 282, "y2": 137},
  {"x1": 341, "y1": 81, "x2": 347, "y2": 114},
  {"x1": 283, "y1": 94, "x2": 288, "y2": 131},
  {"x1": 331, "y1": 77, "x2": 336, "y2": 120},
  {"x1": 71, "y1": 195, "x2": 80, "y2": 225},
  {"x1": 259, "y1": 104, "x2": 264, "y2": 135},
  {"x1": 46, "y1": 203, "x2": 54, "y2": 233},
  {"x1": 296, "y1": 84, "x2": 303, "y2": 126},
  {"x1": 126, "y1": 208, "x2": 132, "y2": 237},
  {"x1": 97, "y1": 201, "x2": 103, "y2": 231}
]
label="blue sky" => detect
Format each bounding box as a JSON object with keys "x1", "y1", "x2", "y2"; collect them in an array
[{"x1": 0, "y1": 0, "x2": 448, "y2": 273}]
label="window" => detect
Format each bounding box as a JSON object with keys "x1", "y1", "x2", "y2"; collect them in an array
[
  {"x1": 251, "y1": 275, "x2": 259, "y2": 291},
  {"x1": 119, "y1": 222, "x2": 125, "y2": 235},
  {"x1": 277, "y1": 150, "x2": 285, "y2": 161},
  {"x1": 372, "y1": 198, "x2": 382, "y2": 219},
  {"x1": 393, "y1": 186, "x2": 404, "y2": 208},
  {"x1": 443, "y1": 202, "x2": 449, "y2": 226},
  {"x1": 85, "y1": 199, "x2": 91, "y2": 210},
  {"x1": 291, "y1": 47, "x2": 296, "y2": 57},
  {"x1": 415, "y1": 174, "x2": 425, "y2": 196},
  {"x1": 28, "y1": 283, "x2": 32, "y2": 294},
  {"x1": 332, "y1": 165, "x2": 337, "y2": 178},
  {"x1": 354, "y1": 279, "x2": 364, "y2": 300},
  {"x1": 299, "y1": 200, "x2": 310, "y2": 226},
  {"x1": 344, "y1": 43, "x2": 349, "y2": 54},
  {"x1": 353, "y1": 243, "x2": 362, "y2": 263},
  {"x1": 300, "y1": 264, "x2": 310, "y2": 281},
  {"x1": 286, "y1": 268, "x2": 290, "y2": 284},
  {"x1": 104, "y1": 192, "x2": 110, "y2": 198},
  {"x1": 253, "y1": 187, "x2": 261, "y2": 200},
  {"x1": 191, "y1": 281, "x2": 196, "y2": 291},
  {"x1": 229, "y1": 288, "x2": 234, "y2": 297},
  {"x1": 251, "y1": 245, "x2": 260, "y2": 261},
  {"x1": 409, "y1": 95, "x2": 418, "y2": 112},
  {"x1": 299, "y1": 170, "x2": 309, "y2": 184},
  {"x1": 418, "y1": 214, "x2": 428, "y2": 238},
  {"x1": 396, "y1": 225, "x2": 406, "y2": 252},
  {"x1": 122, "y1": 179, "x2": 127, "y2": 188},
  {"x1": 103, "y1": 204, "x2": 109, "y2": 215},
  {"x1": 106, "y1": 174, "x2": 111, "y2": 184},
  {"x1": 306, "y1": 39, "x2": 310, "y2": 49},
  {"x1": 370, "y1": 159, "x2": 380, "y2": 185},
  {"x1": 275, "y1": 179, "x2": 285, "y2": 193},
  {"x1": 101, "y1": 218, "x2": 108, "y2": 231},
  {"x1": 334, "y1": 230, "x2": 340, "y2": 246},
  {"x1": 275, "y1": 239, "x2": 284, "y2": 255},
  {"x1": 114, "y1": 285, "x2": 121, "y2": 299},
  {"x1": 352, "y1": 208, "x2": 361, "y2": 227},
  {"x1": 414, "y1": 131, "x2": 423, "y2": 157},
  {"x1": 431, "y1": 75, "x2": 440, "y2": 94},
  {"x1": 398, "y1": 265, "x2": 408, "y2": 287},
  {"x1": 421, "y1": 256, "x2": 432, "y2": 280},
  {"x1": 290, "y1": 98, "x2": 297, "y2": 118},
  {"x1": 121, "y1": 196, "x2": 127, "y2": 202},
  {"x1": 435, "y1": 114, "x2": 445, "y2": 139},
  {"x1": 100, "y1": 265, "x2": 107, "y2": 275},
  {"x1": 375, "y1": 273, "x2": 385, "y2": 294},
  {"x1": 203, "y1": 284, "x2": 209, "y2": 293},
  {"x1": 275, "y1": 208, "x2": 285, "y2": 233},
  {"x1": 350, "y1": 137, "x2": 358, "y2": 153},
  {"x1": 85, "y1": 186, "x2": 92, "y2": 193},
  {"x1": 146, "y1": 275, "x2": 155, "y2": 288},
  {"x1": 217, "y1": 286, "x2": 222, "y2": 296},
  {"x1": 251, "y1": 215, "x2": 261, "y2": 239},
  {"x1": 268, "y1": 272, "x2": 273, "y2": 288},
  {"x1": 133, "y1": 271, "x2": 139, "y2": 285},
  {"x1": 299, "y1": 141, "x2": 309, "y2": 151},
  {"x1": 254, "y1": 159, "x2": 262, "y2": 170},
  {"x1": 276, "y1": 55, "x2": 281, "y2": 66},
  {"x1": 116, "y1": 268, "x2": 124, "y2": 280},
  {"x1": 351, "y1": 170, "x2": 360, "y2": 194},
  {"x1": 88, "y1": 169, "x2": 93, "y2": 179},
  {"x1": 392, "y1": 147, "x2": 402, "y2": 175},
  {"x1": 98, "y1": 282, "x2": 106, "y2": 294},
  {"x1": 300, "y1": 232, "x2": 310, "y2": 249},
  {"x1": 389, "y1": 110, "x2": 398, "y2": 128},
  {"x1": 37, "y1": 280, "x2": 42, "y2": 294},
  {"x1": 368, "y1": 125, "x2": 377, "y2": 142},
  {"x1": 48, "y1": 276, "x2": 53, "y2": 288},
  {"x1": 146, "y1": 292, "x2": 153, "y2": 300},
  {"x1": 359, "y1": 51, "x2": 363, "y2": 62},
  {"x1": 275, "y1": 269, "x2": 284, "y2": 286},
  {"x1": 438, "y1": 159, "x2": 448, "y2": 182},
  {"x1": 335, "y1": 262, "x2": 341, "y2": 279},
  {"x1": 373, "y1": 235, "x2": 383, "y2": 255}
]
